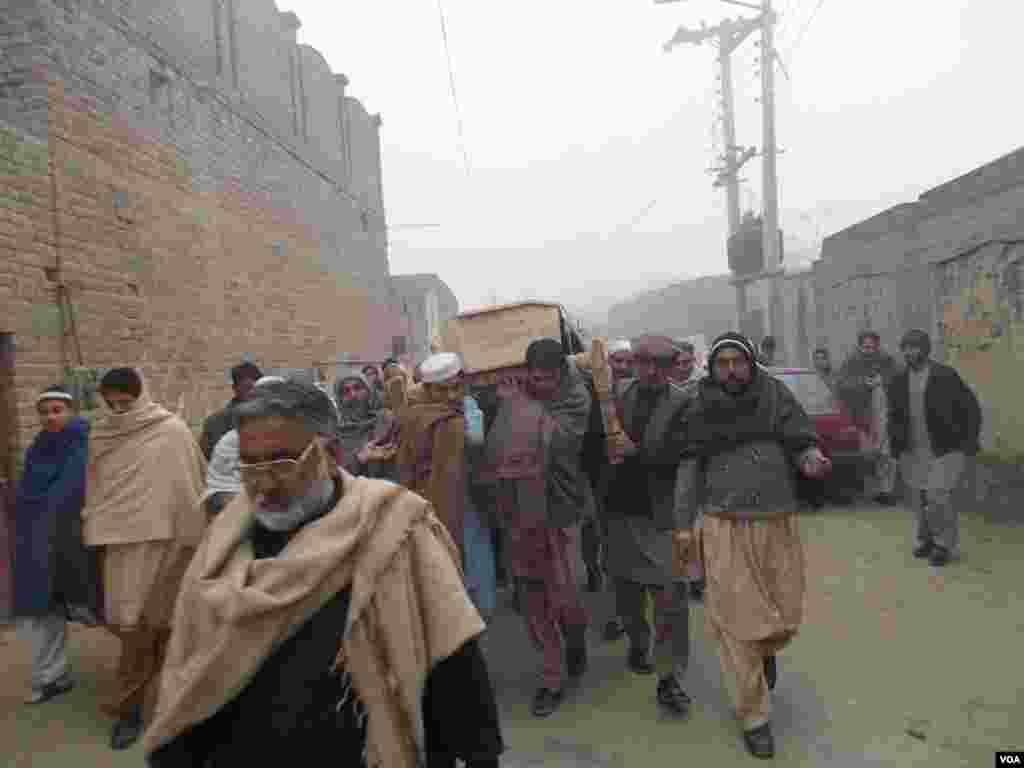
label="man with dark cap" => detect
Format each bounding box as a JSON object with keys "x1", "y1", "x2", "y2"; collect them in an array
[
  {"x1": 477, "y1": 338, "x2": 593, "y2": 718},
  {"x1": 602, "y1": 335, "x2": 694, "y2": 716},
  {"x1": 888, "y1": 330, "x2": 981, "y2": 567},
  {"x1": 675, "y1": 332, "x2": 830, "y2": 758},
  {"x1": 199, "y1": 362, "x2": 263, "y2": 460}
]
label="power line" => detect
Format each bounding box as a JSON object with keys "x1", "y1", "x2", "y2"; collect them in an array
[
  {"x1": 786, "y1": 0, "x2": 827, "y2": 58},
  {"x1": 435, "y1": 0, "x2": 472, "y2": 174}
]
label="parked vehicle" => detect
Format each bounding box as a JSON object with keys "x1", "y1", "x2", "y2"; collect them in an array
[{"x1": 767, "y1": 367, "x2": 867, "y2": 504}]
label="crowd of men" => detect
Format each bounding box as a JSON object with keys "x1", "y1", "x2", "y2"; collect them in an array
[{"x1": 9, "y1": 324, "x2": 980, "y2": 763}]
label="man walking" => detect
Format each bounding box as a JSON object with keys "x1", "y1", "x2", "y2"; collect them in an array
[
  {"x1": 888, "y1": 330, "x2": 981, "y2": 567},
  {"x1": 397, "y1": 352, "x2": 498, "y2": 622},
  {"x1": 676, "y1": 332, "x2": 829, "y2": 758},
  {"x1": 83, "y1": 367, "x2": 207, "y2": 750},
  {"x1": 13, "y1": 386, "x2": 99, "y2": 704},
  {"x1": 478, "y1": 338, "x2": 593, "y2": 717},
  {"x1": 837, "y1": 331, "x2": 900, "y2": 503},
  {"x1": 199, "y1": 362, "x2": 262, "y2": 460},
  {"x1": 143, "y1": 379, "x2": 503, "y2": 767},
  {"x1": 603, "y1": 335, "x2": 694, "y2": 716}
]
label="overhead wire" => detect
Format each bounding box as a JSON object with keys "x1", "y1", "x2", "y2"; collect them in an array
[
  {"x1": 435, "y1": 0, "x2": 472, "y2": 175},
  {"x1": 784, "y1": 0, "x2": 827, "y2": 60}
]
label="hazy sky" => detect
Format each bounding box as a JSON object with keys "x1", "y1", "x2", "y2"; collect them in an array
[{"x1": 281, "y1": 0, "x2": 1022, "y2": 313}]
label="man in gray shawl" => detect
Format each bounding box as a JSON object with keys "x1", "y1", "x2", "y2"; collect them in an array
[
  {"x1": 477, "y1": 338, "x2": 593, "y2": 718},
  {"x1": 603, "y1": 335, "x2": 694, "y2": 717},
  {"x1": 333, "y1": 371, "x2": 396, "y2": 480}
]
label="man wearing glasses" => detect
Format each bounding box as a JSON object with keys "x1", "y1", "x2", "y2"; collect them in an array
[{"x1": 144, "y1": 379, "x2": 503, "y2": 768}]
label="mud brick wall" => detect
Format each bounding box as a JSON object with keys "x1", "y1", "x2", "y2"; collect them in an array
[{"x1": 0, "y1": 0, "x2": 400, "y2": 468}]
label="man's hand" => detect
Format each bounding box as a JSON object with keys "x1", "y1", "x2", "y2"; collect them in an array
[
  {"x1": 865, "y1": 374, "x2": 882, "y2": 390},
  {"x1": 607, "y1": 432, "x2": 638, "y2": 464},
  {"x1": 799, "y1": 447, "x2": 832, "y2": 479},
  {"x1": 497, "y1": 375, "x2": 522, "y2": 399},
  {"x1": 671, "y1": 529, "x2": 695, "y2": 578}
]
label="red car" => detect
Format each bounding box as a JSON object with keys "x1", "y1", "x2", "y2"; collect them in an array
[{"x1": 768, "y1": 367, "x2": 867, "y2": 503}]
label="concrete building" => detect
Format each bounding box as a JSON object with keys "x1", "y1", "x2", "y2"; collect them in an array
[
  {"x1": 816, "y1": 145, "x2": 1024, "y2": 457},
  {"x1": 391, "y1": 273, "x2": 460, "y2": 364},
  {"x1": 0, "y1": 0, "x2": 400, "y2": 471}
]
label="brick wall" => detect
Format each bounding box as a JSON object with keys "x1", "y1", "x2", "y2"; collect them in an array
[{"x1": 0, "y1": 0, "x2": 401, "y2": 466}]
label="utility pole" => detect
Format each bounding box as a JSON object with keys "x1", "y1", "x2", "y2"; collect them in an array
[
  {"x1": 759, "y1": 0, "x2": 780, "y2": 271},
  {"x1": 663, "y1": 8, "x2": 759, "y2": 330}
]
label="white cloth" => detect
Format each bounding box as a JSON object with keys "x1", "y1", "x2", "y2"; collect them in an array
[
  {"x1": 204, "y1": 429, "x2": 240, "y2": 497},
  {"x1": 19, "y1": 612, "x2": 69, "y2": 689}
]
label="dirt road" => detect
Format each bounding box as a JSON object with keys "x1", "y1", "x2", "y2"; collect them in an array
[{"x1": 2, "y1": 501, "x2": 1021, "y2": 767}]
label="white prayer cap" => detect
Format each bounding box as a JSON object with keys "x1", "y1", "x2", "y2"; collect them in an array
[
  {"x1": 608, "y1": 339, "x2": 632, "y2": 355},
  {"x1": 254, "y1": 375, "x2": 286, "y2": 387},
  {"x1": 419, "y1": 352, "x2": 464, "y2": 384}
]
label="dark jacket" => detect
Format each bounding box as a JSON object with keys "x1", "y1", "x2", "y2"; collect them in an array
[
  {"x1": 675, "y1": 374, "x2": 819, "y2": 526},
  {"x1": 12, "y1": 417, "x2": 101, "y2": 619},
  {"x1": 199, "y1": 398, "x2": 243, "y2": 460},
  {"x1": 888, "y1": 362, "x2": 981, "y2": 459},
  {"x1": 604, "y1": 380, "x2": 693, "y2": 531}
]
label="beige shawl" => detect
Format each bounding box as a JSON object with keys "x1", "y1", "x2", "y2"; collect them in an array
[
  {"x1": 142, "y1": 471, "x2": 485, "y2": 768},
  {"x1": 83, "y1": 369, "x2": 207, "y2": 547}
]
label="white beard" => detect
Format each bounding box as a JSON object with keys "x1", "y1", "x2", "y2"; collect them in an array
[{"x1": 253, "y1": 478, "x2": 335, "y2": 532}]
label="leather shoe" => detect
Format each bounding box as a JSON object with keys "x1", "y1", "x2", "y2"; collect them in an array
[
  {"x1": 111, "y1": 711, "x2": 143, "y2": 751},
  {"x1": 912, "y1": 541, "x2": 934, "y2": 559},
  {"x1": 627, "y1": 648, "x2": 655, "y2": 675},
  {"x1": 929, "y1": 546, "x2": 951, "y2": 567},
  {"x1": 743, "y1": 722, "x2": 775, "y2": 759},
  {"x1": 530, "y1": 687, "x2": 563, "y2": 718},
  {"x1": 566, "y1": 646, "x2": 588, "y2": 678},
  {"x1": 602, "y1": 618, "x2": 625, "y2": 642}
]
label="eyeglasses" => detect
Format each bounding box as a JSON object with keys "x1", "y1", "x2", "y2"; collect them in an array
[{"x1": 238, "y1": 440, "x2": 316, "y2": 485}]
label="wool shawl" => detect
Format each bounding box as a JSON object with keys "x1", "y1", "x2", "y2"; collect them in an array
[
  {"x1": 83, "y1": 369, "x2": 207, "y2": 548},
  {"x1": 397, "y1": 398, "x2": 467, "y2": 559},
  {"x1": 141, "y1": 471, "x2": 485, "y2": 768},
  {"x1": 12, "y1": 417, "x2": 100, "y2": 617},
  {"x1": 477, "y1": 360, "x2": 594, "y2": 527},
  {"x1": 683, "y1": 374, "x2": 819, "y2": 461}
]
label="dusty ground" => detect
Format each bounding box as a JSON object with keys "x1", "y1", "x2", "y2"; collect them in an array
[{"x1": 2, "y1": 500, "x2": 1022, "y2": 767}]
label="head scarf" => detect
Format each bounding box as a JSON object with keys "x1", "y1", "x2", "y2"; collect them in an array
[
  {"x1": 708, "y1": 332, "x2": 758, "y2": 369},
  {"x1": 334, "y1": 372, "x2": 376, "y2": 424}
]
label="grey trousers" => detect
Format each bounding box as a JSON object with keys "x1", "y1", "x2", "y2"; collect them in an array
[
  {"x1": 18, "y1": 612, "x2": 70, "y2": 689},
  {"x1": 910, "y1": 487, "x2": 960, "y2": 554},
  {"x1": 615, "y1": 580, "x2": 690, "y2": 678}
]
